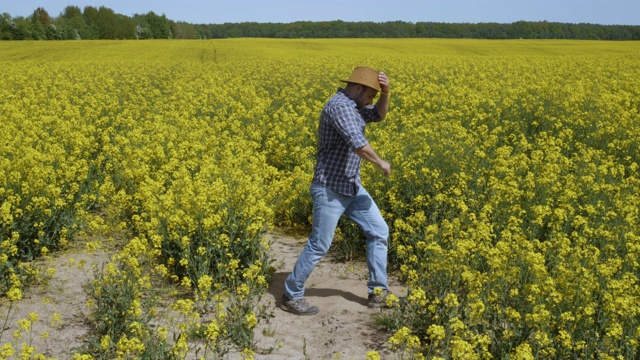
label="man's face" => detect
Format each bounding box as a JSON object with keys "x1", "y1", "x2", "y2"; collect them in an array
[{"x1": 353, "y1": 86, "x2": 378, "y2": 109}]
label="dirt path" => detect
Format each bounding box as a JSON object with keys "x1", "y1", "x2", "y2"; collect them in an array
[
  {"x1": 0, "y1": 232, "x2": 404, "y2": 359},
  {"x1": 0, "y1": 244, "x2": 111, "y2": 359},
  {"x1": 258, "y1": 232, "x2": 406, "y2": 360}
]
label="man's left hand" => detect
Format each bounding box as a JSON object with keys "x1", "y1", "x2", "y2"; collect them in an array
[{"x1": 378, "y1": 72, "x2": 389, "y2": 94}]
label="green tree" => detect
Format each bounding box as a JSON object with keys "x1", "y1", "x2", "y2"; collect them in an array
[
  {"x1": 96, "y1": 6, "x2": 118, "y2": 39},
  {"x1": 9, "y1": 17, "x2": 32, "y2": 40},
  {"x1": 172, "y1": 21, "x2": 198, "y2": 39},
  {"x1": 29, "y1": 7, "x2": 50, "y2": 39},
  {"x1": 191, "y1": 24, "x2": 209, "y2": 39},
  {"x1": 133, "y1": 14, "x2": 152, "y2": 39},
  {"x1": 0, "y1": 13, "x2": 13, "y2": 39},
  {"x1": 59, "y1": 5, "x2": 86, "y2": 39},
  {"x1": 31, "y1": 6, "x2": 61, "y2": 40},
  {"x1": 32, "y1": 7, "x2": 51, "y2": 26},
  {"x1": 415, "y1": 22, "x2": 427, "y2": 37},
  {"x1": 3, "y1": 10, "x2": 640, "y2": 41},
  {"x1": 145, "y1": 11, "x2": 172, "y2": 38},
  {"x1": 117, "y1": 14, "x2": 136, "y2": 39},
  {"x1": 81, "y1": 6, "x2": 100, "y2": 39}
]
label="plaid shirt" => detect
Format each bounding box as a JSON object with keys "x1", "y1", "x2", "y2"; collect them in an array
[{"x1": 312, "y1": 89, "x2": 381, "y2": 196}]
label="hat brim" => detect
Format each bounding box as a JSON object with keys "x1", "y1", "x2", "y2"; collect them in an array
[{"x1": 339, "y1": 80, "x2": 385, "y2": 95}]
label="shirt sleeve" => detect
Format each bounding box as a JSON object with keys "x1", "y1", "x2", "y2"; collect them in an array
[
  {"x1": 329, "y1": 103, "x2": 369, "y2": 150},
  {"x1": 360, "y1": 105, "x2": 382, "y2": 123}
]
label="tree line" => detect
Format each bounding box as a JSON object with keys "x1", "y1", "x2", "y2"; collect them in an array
[
  {"x1": 0, "y1": 6, "x2": 199, "y2": 40},
  {"x1": 2, "y1": 6, "x2": 639, "y2": 40}
]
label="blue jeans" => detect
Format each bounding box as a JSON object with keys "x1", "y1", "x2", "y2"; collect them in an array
[{"x1": 284, "y1": 183, "x2": 389, "y2": 299}]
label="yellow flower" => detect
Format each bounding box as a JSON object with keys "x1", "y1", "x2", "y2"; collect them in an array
[
  {"x1": 116, "y1": 334, "x2": 145, "y2": 357},
  {"x1": 510, "y1": 342, "x2": 534, "y2": 360},
  {"x1": 100, "y1": 335, "x2": 112, "y2": 350},
  {"x1": 7, "y1": 287, "x2": 22, "y2": 301},
  {"x1": 388, "y1": 326, "x2": 421, "y2": 352},
  {"x1": 236, "y1": 283, "x2": 250, "y2": 299},
  {"x1": 17, "y1": 318, "x2": 31, "y2": 332},
  {"x1": 366, "y1": 350, "x2": 381, "y2": 360},
  {"x1": 172, "y1": 299, "x2": 195, "y2": 315},
  {"x1": 443, "y1": 293, "x2": 459, "y2": 308},
  {"x1": 407, "y1": 287, "x2": 427, "y2": 307},
  {"x1": 427, "y1": 324, "x2": 446, "y2": 342},
  {"x1": 2, "y1": 38, "x2": 639, "y2": 360},
  {"x1": 19, "y1": 344, "x2": 36, "y2": 359},
  {"x1": 0, "y1": 343, "x2": 15, "y2": 358},
  {"x1": 385, "y1": 292, "x2": 400, "y2": 308},
  {"x1": 240, "y1": 348, "x2": 255, "y2": 360},
  {"x1": 244, "y1": 312, "x2": 258, "y2": 329}
]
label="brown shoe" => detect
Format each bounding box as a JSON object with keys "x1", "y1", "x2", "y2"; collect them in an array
[
  {"x1": 368, "y1": 289, "x2": 397, "y2": 308},
  {"x1": 280, "y1": 294, "x2": 319, "y2": 315}
]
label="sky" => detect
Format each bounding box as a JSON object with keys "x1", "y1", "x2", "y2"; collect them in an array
[{"x1": 2, "y1": 0, "x2": 640, "y2": 26}]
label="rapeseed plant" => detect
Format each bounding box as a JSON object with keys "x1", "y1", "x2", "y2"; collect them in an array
[{"x1": 0, "y1": 39, "x2": 638, "y2": 358}]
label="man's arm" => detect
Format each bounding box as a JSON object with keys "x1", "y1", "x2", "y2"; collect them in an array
[
  {"x1": 355, "y1": 143, "x2": 391, "y2": 177},
  {"x1": 374, "y1": 72, "x2": 390, "y2": 120}
]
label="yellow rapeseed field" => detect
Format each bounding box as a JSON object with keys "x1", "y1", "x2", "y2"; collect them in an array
[{"x1": 0, "y1": 39, "x2": 638, "y2": 359}]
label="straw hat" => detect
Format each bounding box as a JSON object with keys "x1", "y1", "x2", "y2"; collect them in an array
[{"x1": 340, "y1": 66, "x2": 382, "y2": 93}]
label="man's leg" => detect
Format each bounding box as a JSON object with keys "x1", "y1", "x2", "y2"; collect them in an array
[
  {"x1": 344, "y1": 186, "x2": 389, "y2": 295},
  {"x1": 284, "y1": 184, "x2": 349, "y2": 300}
]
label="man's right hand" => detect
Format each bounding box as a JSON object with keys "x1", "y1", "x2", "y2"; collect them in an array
[
  {"x1": 378, "y1": 159, "x2": 391, "y2": 177},
  {"x1": 355, "y1": 143, "x2": 391, "y2": 178}
]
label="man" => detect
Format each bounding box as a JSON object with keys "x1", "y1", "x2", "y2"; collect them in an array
[{"x1": 281, "y1": 66, "x2": 392, "y2": 315}]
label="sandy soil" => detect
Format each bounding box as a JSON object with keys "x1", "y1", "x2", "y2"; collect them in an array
[
  {"x1": 255, "y1": 232, "x2": 405, "y2": 360},
  {"x1": 0, "y1": 232, "x2": 405, "y2": 359},
  {"x1": 0, "y1": 244, "x2": 110, "y2": 359}
]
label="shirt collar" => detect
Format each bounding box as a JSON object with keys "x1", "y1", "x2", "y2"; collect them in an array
[
  {"x1": 337, "y1": 88, "x2": 358, "y2": 109},
  {"x1": 337, "y1": 88, "x2": 357, "y2": 104}
]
